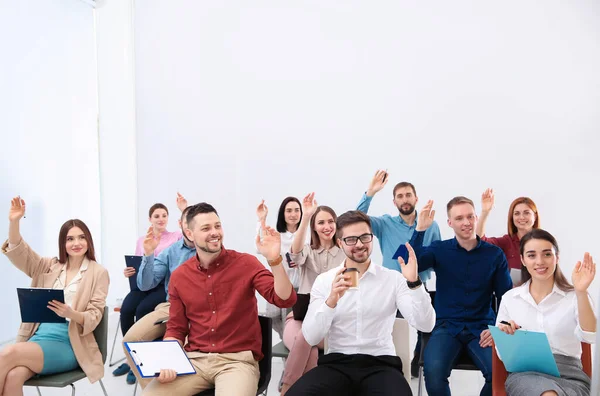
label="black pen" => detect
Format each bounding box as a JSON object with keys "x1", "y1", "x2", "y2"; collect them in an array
[{"x1": 500, "y1": 321, "x2": 521, "y2": 329}]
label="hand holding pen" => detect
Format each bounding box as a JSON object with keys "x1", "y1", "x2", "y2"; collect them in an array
[{"x1": 499, "y1": 320, "x2": 521, "y2": 335}]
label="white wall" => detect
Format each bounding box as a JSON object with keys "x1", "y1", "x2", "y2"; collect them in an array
[
  {"x1": 133, "y1": 0, "x2": 600, "y2": 298},
  {"x1": 0, "y1": 0, "x2": 100, "y2": 343},
  {"x1": 95, "y1": 0, "x2": 139, "y2": 304}
]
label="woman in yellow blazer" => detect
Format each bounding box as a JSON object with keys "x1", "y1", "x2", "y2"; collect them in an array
[{"x1": 0, "y1": 197, "x2": 109, "y2": 396}]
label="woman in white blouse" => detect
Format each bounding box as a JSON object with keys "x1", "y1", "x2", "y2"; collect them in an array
[
  {"x1": 496, "y1": 229, "x2": 596, "y2": 396},
  {"x1": 0, "y1": 197, "x2": 109, "y2": 395},
  {"x1": 280, "y1": 192, "x2": 345, "y2": 395},
  {"x1": 256, "y1": 196, "x2": 303, "y2": 337}
]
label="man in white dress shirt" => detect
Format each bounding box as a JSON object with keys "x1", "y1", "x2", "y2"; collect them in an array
[{"x1": 287, "y1": 210, "x2": 435, "y2": 396}]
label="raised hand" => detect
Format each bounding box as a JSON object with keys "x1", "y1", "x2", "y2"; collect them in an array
[
  {"x1": 143, "y1": 226, "x2": 161, "y2": 256},
  {"x1": 9, "y1": 196, "x2": 26, "y2": 222},
  {"x1": 301, "y1": 192, "x2": 318, "y2": 218},
  {"x1": 481, "y1": 188, "x2": 495, "y2": 213},
  {"x1": 326, "y1": 267, "x2": 352, "y2": 308},
  {"x1": 366, "y1": 169, "x2": 389, "y2": 197},
  {"x1": 398, "y1": 243, "x2": 418, "y2": 282},
  {"x1": 255, "y1": 225, "x2": 281, "y2": 261},
  {"x1": 256, "y1": 199, "x2": 268, "y2": 225},
  {"x1": 176, "y1": 192, "x2": 188, "y2": 212},
  {"x1": 415, "y1": 200, "x2": 435, "y2": 231},
  {"x1": 572, "y1": 252, "x2": 596, "y2": 293}
]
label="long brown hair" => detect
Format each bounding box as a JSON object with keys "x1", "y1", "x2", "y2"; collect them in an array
[
  {"x1": 508, "y1": 197, "x2": 540, "y2": 237},
  {"x1": 519, "y1": 229, "x2": 573, "y2": 292},
  {"x1": 58, "y1": 219, "x2": 97, "y2": 264},
  {"x1": 309, "y1": 206, "x2": 337, "y2": 250}
]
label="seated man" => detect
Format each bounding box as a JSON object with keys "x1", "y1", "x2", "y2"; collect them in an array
[
  {"x1": 143, "y1": 203, "x2": 297, "y2": 396},
  {"x1": 122, "y1": 204, "x2": 196, "y2": 388},
  {"x1": 409, "y1": 197, "x2": 512, "y2": 396},
  {"x1": 287, "y1": 210, "x2": 435, "y2": 396}
]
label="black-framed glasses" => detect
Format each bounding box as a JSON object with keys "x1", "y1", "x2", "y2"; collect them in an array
[{"x1": 342, "y1": 233, "x2": 373, "y2": 246}]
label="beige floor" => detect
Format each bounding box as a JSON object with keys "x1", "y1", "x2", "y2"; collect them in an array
[{"x1": 16, "y1": 310, "x2": 486, "y2": 396}]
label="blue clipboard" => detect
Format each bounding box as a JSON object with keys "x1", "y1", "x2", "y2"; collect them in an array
[
  {"x1": 392, "y1": 244, "x2": 408, "y2": 261},
  {"x1": 489, "y1": 325, "x2": 560, "y2": 377},
  {"x1": 124, "y1": 340, "x2": 196, "y2": 378},
  {"x1": 17, "y1": 288, "x2": 66, "y2": 323},
  {"x1": 125, "y1": 255, "x2": 143, "y2": 292}
]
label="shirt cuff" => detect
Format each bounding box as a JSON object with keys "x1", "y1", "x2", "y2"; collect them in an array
[{"x1": 576, "y1": 325, "x2": 596, "y2": 344}]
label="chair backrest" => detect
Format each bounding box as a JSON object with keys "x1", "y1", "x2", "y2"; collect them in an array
[
  {"x1": 257, "y1": 315, "x2": 272, "y2": 394},
  {"x1": 93, "y1": 306, "x2": 109, "y2": 364}
]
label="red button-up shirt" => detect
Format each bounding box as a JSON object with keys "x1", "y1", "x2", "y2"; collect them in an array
[
  {"x1": 165, "y1": 247, "x2": 297, "y2": 360},
  {"x1": 482, "y1": 233, "x2": 521, "y2": 270}
]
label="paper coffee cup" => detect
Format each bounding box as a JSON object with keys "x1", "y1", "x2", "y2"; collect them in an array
[{"x1": 343, "y1": 267, "x2": 360, "y2": 290}]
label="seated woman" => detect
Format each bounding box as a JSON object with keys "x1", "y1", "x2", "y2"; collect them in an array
[
  {"x1": 0, "y1": 197, "x2": 109, "y2": 396},
  {"x1": 256, "y1": 196, "x2": 303, "y2": 337},
  {"x1": 280, "y1": 193, "x2": 345, "y2": 395},
  {"x1": 114, "y1": 202, "x2": 182, "y2": 383},
  {"x1": 496, "y1": 229, "x2": 596, "y2": 396},
  {"x1": 477, "y1": 190, "x2": 541, "y2": 279}
]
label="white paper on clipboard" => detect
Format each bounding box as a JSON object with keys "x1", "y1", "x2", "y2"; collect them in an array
[{"x1": 124, "y1": 340, "x2": 196, "y2": 378}]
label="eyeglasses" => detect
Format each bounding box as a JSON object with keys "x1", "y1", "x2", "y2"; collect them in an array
[{"x1": 342, "y1": 233, "x2": 373, "y2": 246}]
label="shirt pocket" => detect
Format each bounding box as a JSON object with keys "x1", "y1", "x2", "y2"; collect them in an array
[{"x1": 216, "y1": 281, "x2": 235, "y2": 309}]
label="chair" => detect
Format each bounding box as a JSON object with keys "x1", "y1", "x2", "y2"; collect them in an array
[
  {"x1": 195, "y1": 315, "x2": 272, "y2": 396},
  {"x1": 24, "y1": 306, "x2": 110, "y2": 396},
  {"x1": 416, "y1": 331, "x2": 483, "y2": 396},
  {"x1": 417, "y1": 294, "x2": 499, "y2": 396},
  {"x1": 391, "y1": 318, "x2": 412, "y2": 384},
  {"x1": 108, "y1": 306, "x2": 126, "y2": 367},
  {"x1": 491, "y1": 341, "x2": 593, "y2": 396}
]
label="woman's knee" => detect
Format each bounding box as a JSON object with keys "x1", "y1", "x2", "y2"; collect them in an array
[
  {"x1": 5, "y1": 366, "x2": 33, "y2": 389},
  {"x1": 0, "y1": 344, "x2": 19, "y2": 362}
]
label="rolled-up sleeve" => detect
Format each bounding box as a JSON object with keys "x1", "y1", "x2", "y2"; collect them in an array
[
  {"x1": 252, "y1": 258, "x2": 297, "y2": 308},
  {"x1": 575, "y1": 292, "x2": 596, "y2": 344}
]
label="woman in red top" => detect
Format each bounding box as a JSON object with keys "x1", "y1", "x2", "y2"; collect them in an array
[{"x1": 476, "y1": 189, "x2": 540, "y2": 281}]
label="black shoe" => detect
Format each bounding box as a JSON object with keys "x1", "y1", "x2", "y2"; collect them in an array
[{"x1": 411, "y1": 354, "x2": 420, "y2": 378}]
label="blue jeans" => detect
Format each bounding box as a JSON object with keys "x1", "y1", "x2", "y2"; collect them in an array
[{"x1": 423, "y1": 326, "x2": 492, "y2": 396}]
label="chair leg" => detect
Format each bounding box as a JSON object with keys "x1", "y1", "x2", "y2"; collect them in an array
[
  {"x1": 109, "y1": 318, "x2": 126, "y2": 366},
  {"x1": 99, "y1": 379, "x2": 109, "y2": 396},
  {"x1": 35, "y1": 386, "x2": 42, "y2": 396},
  {"x1": 133, "y1": 382, "x2": 138, "y2": 396},
  {"x1": 70, "y1": 383, "x2": 76, "y2": 396},
  {"x1": 417, "y1": 366, "x2": 424, "y2": 396}
]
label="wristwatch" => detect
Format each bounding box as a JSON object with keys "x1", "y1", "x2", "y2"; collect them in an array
[
  {"x1": 267, "y1": 255, "x2": 283, "y2": 267},
  {"x1": 406, "y1": 277, "x2": 422, "y2": 290}
]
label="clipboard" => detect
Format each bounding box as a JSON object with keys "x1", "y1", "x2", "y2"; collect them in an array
[
  {"x1": 17, "y1": 288, "x2": 66, "y2": 323},
  {"x1": 488, "y1": 325, "x2": 560, "y2": 377},
  {"x1": 125, "y1": 255, "x2": 143, "y2": 291},
  {"x1": 124, "y1": 340, "x2": 196, "y2": 378}
]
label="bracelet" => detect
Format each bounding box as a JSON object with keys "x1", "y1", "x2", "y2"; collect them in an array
[
  {"x1": 406, "y1": 277, "x2": 422, "y2": 289},
  {"x1": 267, "y1": 255, "x2": 283, "y2": 267}
]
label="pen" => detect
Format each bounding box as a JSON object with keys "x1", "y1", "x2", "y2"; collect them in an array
[{"x1": 500, "y1": 321, "x2": 521, "y2": 329}]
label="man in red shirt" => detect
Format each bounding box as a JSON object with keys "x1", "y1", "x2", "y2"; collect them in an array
[{"x1": 143, "y1": 202, "x2": 297, "y2": 396}]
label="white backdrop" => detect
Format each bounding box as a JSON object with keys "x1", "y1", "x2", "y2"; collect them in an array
[
  {"x1": 0, "y1": 0, "x2": 100, "y2": 343},
  {"x1": 134, "y1": 0, "x2": 599, "y2": 301}
]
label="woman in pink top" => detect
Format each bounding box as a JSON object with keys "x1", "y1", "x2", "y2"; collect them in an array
[
  {"x1": 476, "y1": 189, "x2": 541, "y2": 280},
  {"x1": 280, "y1": 193, "x2": 345, "y2": 395},
  {"x1": 112, "y1": 202, "x2": 182, "y2": 383}
]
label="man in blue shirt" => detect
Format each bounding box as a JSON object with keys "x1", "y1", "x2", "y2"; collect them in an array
[
  {"x1": 357, "y1": 169, "x2": 441, "y2": 376},
  {"x1": 409, "y1": 197, "x2": 512, "y2": 396},
  {"x1": 121, "y1": 205, "x2": 197, "y2": 389},
  {"x1": 356, "y1": 170, "x2": 441, "y2": 278}
]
